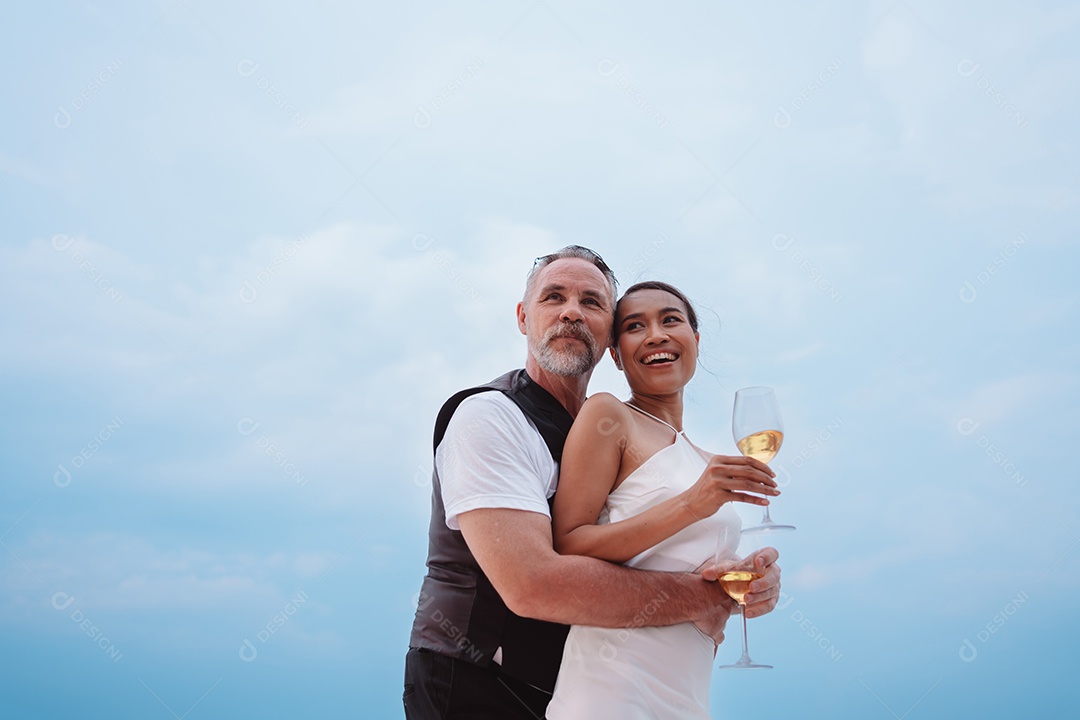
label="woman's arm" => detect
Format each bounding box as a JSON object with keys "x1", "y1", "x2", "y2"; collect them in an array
[
  {"x1": 552, "y1": 394, "x2": 780, "y2": 564},
  {"x1": 552, "y1": 393, "x2": 700, "y2": 563},
  {"x1": 551, "y1": 393, "x2": 630, "y2": 559}
]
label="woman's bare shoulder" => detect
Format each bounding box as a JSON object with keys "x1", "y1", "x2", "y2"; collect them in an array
[
  {"x1": 580, "y1": 392, "x2": 630, "y2": 417},
  {"x1": 573, "y1": 392, "x2": 632, "y2": 435}
]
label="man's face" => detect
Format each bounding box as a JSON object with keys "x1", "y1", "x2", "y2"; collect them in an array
[{"x1": 517, "y1": 258, "x2": 614, "y2": 377}]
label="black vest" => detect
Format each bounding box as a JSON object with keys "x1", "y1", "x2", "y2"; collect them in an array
[{"x1": 408, "y1": 369, "x2": 573, "y2": 693}]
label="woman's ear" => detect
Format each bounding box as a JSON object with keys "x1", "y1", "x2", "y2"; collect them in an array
[{"x1": 609, "y1": 346, "x2": 622, "y2": 371}]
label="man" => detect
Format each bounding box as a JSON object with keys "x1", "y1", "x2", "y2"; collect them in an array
[{"x1": 404, "y1": 246, "x2": 781, "y2": 718}]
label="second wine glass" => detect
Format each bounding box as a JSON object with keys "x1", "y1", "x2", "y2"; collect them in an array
[
  {"x1": 714, "y1": 526, "x2": 772, "y2": 670},
  {"x1": 732, "y1": 386, "x2": 795, "y2": 534}
]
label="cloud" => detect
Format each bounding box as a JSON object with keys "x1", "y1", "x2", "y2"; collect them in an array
[
  {"x1": 4, "y1": 531, "x2": 333, "y2": 613},
  {"x1": 958, "y1": 372, "x2": 1070, "y2": 427},
  {"x1": 772, "y1": 342, "x2": 824, "y2": 365}
]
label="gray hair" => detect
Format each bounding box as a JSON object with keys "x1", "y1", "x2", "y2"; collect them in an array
[{"x1": 523, "y1": 245, "x2": 618, "y2": 305}]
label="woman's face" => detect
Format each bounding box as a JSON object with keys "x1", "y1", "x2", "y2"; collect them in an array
[{"x1": 613, "y1": 288, "x2": 700, "y2": 395}]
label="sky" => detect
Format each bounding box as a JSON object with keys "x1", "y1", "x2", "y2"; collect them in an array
[{"x1": 2, "y1": 1, "x2": 1078, "y2": 717}]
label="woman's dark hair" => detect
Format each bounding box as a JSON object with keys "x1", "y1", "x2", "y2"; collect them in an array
[{"x1": 616, "y1": 281, "x2": 699, "y2": 335}]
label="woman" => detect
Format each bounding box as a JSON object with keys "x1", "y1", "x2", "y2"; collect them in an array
[{"x1": 545, "y1": 281, "x2": 779, "y2": 719}]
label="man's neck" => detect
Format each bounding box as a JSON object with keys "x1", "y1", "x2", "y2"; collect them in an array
[{"x1": 523, "y1": 358, "x2": 591, "y2": 418}]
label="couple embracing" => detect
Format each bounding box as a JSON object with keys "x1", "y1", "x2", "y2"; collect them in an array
[{"x1": 405, "y1": 246, "x2": 782, "y2": 719}]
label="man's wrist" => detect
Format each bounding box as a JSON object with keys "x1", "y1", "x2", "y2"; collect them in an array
[{"x1": 683, "y1": 571, "x2": 734, "y2": 619}]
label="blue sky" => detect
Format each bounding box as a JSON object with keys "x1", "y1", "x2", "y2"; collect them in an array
[{"x1": 2, "y1": 1, "x2": 1078, "y2": 717}]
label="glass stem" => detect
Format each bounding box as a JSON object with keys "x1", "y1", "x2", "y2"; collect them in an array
[
  {"x1": 760, "y1": 505, "x2": 774, "y2": 525},
  {"x1": 739, "y1": 603, "x2": 751, "y2": 662}
]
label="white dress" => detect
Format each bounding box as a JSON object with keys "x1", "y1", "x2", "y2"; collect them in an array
[{"x1": 546, "y1": 407, "x2": 742, "y2": 719}]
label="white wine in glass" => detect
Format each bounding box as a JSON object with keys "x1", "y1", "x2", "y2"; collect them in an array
[
  {"x1": 736, "y1": 429, "x2": 783, "y2": 464},
  {"x1": 715, "y1": 529, "x2": 772, "y2": 670},
  {"x1": 733, "y1": 387, "x2": 795, "y2": 534},
  {"x1": 718, "y1": 570, "x2": 759, "y2": 605}
]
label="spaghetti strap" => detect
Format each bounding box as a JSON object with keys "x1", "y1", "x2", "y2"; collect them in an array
[{"x1": 624, "y1": 402, "x2": 683, "y2": 436}]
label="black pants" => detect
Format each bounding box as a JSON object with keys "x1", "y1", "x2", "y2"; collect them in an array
[{"x1": 403, "y1": 648, "x2": 552, "y2": 719}]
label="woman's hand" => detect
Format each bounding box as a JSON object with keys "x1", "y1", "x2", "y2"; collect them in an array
[{"x1": 680, "y1": 454, "x2": 780, "y2": 521}]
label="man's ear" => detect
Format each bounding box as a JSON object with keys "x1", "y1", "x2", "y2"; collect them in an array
[
  {"x1": 516, "y1": 302, "x2": 527, "y2": 335},
  {"x1": 609, "y1": 345, "x2": 622, "y2": 370}
]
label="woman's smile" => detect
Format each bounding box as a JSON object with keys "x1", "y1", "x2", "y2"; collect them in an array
[{"x1": 640, "y1": 351, "x2": 679, "y2": 365}]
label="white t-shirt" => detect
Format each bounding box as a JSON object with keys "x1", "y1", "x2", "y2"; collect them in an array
[{"x1": 438, "y1": 391, "x2": 558, "y2": 531}]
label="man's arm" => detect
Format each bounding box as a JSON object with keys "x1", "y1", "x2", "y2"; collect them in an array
[
  {"x1": 444, "y1": 393, "x2": 780, "y2": 634},
  {"x1": 458, "y1": 507, "x2": 736, "y2": 636}
]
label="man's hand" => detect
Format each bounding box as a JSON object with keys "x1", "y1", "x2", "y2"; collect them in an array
[
  {"x1": 690, "y1": 578, "x2": 736, "y2": 645},
  {"x1": 701, "y1": 547, "x2": 781, "y2": 619}
]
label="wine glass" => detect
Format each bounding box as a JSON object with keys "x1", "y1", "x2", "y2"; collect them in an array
[
  {"x1": 733, "y1": 386, "x2": 795, "y2": 534},
  {"x1": 714, "y1": 526, "x2": 772, "y2": 670}
]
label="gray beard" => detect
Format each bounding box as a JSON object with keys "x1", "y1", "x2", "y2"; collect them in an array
[{"x1": 529, "y1": 321, "x2": 601, "y2": 377}]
